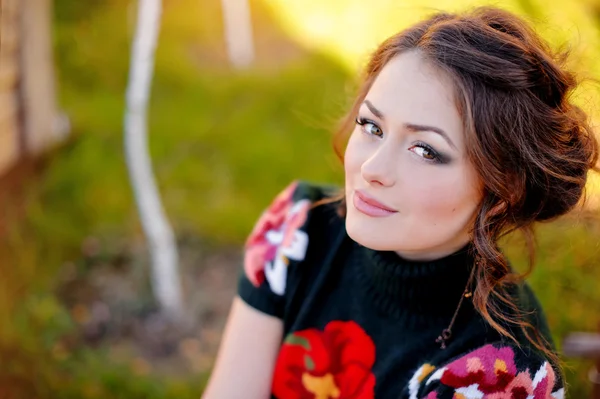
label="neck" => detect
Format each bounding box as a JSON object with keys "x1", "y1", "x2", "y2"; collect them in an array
[{"x1": 393, "y1": 237, "x2": 472, "y2": 262}]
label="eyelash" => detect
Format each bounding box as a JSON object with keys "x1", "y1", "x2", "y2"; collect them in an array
[{"x1": 355, "y1": 117, "x2": 444, "y2": 164}]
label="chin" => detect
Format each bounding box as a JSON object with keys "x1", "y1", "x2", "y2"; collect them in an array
[{"x1": 345, "y1": 215, "x2": 397, "y2": 251}]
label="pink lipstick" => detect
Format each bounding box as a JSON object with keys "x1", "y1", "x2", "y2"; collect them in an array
[{"x1": 353, "y1": 190, "x2": 398, "y2": 217}]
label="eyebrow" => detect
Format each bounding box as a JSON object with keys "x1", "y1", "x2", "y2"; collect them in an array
[{"x1": 363, "y1": 100, "x2": 458, "y2": 151}]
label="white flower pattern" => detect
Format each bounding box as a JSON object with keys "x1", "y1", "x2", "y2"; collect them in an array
[
  {"x1": 264, "y1": 199, "x2": 310, "y2": 295},
  {"x1": 244, "y1": 181, "x2": 312, "y2": 295}
]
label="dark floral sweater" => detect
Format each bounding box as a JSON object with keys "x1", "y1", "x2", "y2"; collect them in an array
[{"x1": 237, "y1": 181, "x2": 565, "y2": 399}]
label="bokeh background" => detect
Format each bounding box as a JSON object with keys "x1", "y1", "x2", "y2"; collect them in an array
[{"x1": 2, "y1": 0, "x2": 600, "y2": 397}]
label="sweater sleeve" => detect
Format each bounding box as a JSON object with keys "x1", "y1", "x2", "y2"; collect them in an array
[
  {"x1": 406, "y1": 342, "x2": 564, "y2": 399},
  {"x1": 237, "y1": 180, "x2": 316, "y2": 319}
]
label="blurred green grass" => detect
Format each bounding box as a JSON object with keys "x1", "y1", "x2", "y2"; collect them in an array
[
  {"x1": 1, "y1": 0, "x2": 600, "y2": 397},
  {"x1": 4, "y1": 0, "x2": 350, "y2": 396}
]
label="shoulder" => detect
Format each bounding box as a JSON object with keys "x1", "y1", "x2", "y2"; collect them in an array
[
  {"x1": 243, "y1": 180, "x2": 343, "y2": 296},
  {"x1": 407, "y1": 342, "x2": 564, "y2": 399},
  {"x1": 502, "y1": 280, "x2": 556, "y2": 351}
]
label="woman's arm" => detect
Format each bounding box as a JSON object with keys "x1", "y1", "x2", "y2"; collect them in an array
[
  {"x1": 203, "y1": 180, "x2": 317, "y2": 398},
  {"x1": 201, "y1": 296, "x2": 284, "y2": 399}
]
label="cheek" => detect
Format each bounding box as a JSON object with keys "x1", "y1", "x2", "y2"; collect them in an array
[{"x1": 406, "y1": 168, "x2": 480, "y2": 220}]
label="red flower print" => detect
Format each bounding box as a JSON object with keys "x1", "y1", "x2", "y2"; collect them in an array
[
  {"x1": 430, "y1": 344, "x2": 557, "y2": 399},
  {"x1": 272, "y1": 321, "x2": 376, "y2": 399},
  {"x1": 244, "y1": 181, "x2": 310, "y2": 291}
]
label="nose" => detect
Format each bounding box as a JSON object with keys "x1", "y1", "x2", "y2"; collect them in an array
[{"x1": 360, "y1": 145, "x2": 396, "y2": 187}]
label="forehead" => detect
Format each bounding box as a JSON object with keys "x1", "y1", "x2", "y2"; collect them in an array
[{"x1": 366, "y1": 51, "x2": 463, "y2": 142}]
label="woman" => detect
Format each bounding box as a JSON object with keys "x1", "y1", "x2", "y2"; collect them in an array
[{"x1": 202, "y1": 6, "x2": 598, "y2": 399}]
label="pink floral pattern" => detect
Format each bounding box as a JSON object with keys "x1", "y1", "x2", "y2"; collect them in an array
[
  {"x1": 409, "y1": 344, "x2": 564, "y2": 399},
  {"x1": 244, "y1": 181, "x2": 311, "y2": 295}
]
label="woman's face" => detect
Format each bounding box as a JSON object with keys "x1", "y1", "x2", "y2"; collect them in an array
[{"x1": 344, "y1": 51, "x2": 482, "y2": 261}]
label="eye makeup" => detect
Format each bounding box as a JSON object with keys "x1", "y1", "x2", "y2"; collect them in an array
[{"x1": 355, "y1": 116, "x2": 452, "y2": 165}]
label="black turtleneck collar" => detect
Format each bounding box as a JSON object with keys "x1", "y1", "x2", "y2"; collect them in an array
[{"x1": 352, "y1": 239, "x2": 477, "y2": 329}]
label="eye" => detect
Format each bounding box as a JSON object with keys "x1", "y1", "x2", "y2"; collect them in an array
[
  {"x1": 355, "y1": 117, "x2": 383, "y2": 138},
  {"x1": 409, "y1": 142, "x2": 442, "y2": 163}
]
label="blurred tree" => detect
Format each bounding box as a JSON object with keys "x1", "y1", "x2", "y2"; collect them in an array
[
  {"x1": 221, "y1": 0, "x2": 255, "y2": 68},
  {"x1": 124, "y1": 0, "x2": 184, "y2": 319}
]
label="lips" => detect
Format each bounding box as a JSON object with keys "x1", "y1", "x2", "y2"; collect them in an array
[{"x1": 353, "y1": 190, "x2": 398, "y2": 217}]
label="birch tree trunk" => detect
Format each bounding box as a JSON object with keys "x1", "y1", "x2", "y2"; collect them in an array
[
  {"x1": 124, "y1": 0, "x2": 184, "y2": 319},
  {"x1": 221, "y1": 0, "x2": 255, "y2": 69}
]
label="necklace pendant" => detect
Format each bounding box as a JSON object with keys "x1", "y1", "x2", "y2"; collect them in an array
[
  {"x1": 435, "y1": 335, "x2": 447, "y2": 349},
  {"x1": 435, "y1": 328, "x2": 452, "y2": 349}
]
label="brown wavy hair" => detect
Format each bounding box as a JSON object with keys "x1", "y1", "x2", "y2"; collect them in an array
[{"x1": 321, "y1": 6, "x2": 600, "y2": 370}]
